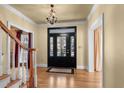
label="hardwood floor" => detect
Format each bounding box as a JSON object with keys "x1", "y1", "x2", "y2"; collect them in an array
[{"x1": 37, "y1": 67, "x2": 102, "y2": 88}]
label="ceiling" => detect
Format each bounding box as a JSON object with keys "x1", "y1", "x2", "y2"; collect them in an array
[{"x1": 11, "y1": 4, "x2": 93, "y2": 24}]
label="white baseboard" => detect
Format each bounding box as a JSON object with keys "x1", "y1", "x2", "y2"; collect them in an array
[
  {"x1": 77, "y1": 65, "x2": 87, "y2": 70},
  {"x1": 88, "y1": 68, "x2": 95, "y2": 72},
  {"x1": 37, "y1": 64, "x2": 47, "y2": 67},
  {"x1": 37, "y1": 64, "x2": 87, "y2": 70}
]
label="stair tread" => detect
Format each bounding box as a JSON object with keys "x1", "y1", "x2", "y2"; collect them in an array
[
  {"x1": 5, "y1": 79, "x2": 20, "y2": 88},
  {"x1": 0, "y1": 74, "x2": 9, "y2": 80}
]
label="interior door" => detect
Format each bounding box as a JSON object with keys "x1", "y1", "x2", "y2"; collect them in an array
[{"x1": 48, "y1": 27, "x2": 76, "y2": 68}]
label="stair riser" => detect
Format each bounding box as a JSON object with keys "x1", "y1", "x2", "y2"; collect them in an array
[{"x1": 0, "y1": 76, "x2": 10, "y2": 88}]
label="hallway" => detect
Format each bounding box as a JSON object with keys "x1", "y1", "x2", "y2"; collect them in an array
[
  {"x1": 0, "y1": 4, "x2": 124, "y2": 88},
  {"x1": 37, "y1": 67, "x2": 102, "y2": 88}
]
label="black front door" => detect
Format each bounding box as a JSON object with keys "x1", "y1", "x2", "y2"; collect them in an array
[{"x1": 48, "y1": 27, "x2": 76, "y2": 68}]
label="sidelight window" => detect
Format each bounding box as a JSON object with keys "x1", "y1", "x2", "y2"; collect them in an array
[
  {"x1": 70, "y1": 36, "x2": 75, "y2": 57},
  {"x1": 50, "y1": 37, "x2": 54, "y2": 57}
]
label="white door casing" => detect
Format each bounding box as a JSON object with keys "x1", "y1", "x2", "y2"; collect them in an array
[{"x1": 88, "y1": 14, "x2": 104, "y2": 72}]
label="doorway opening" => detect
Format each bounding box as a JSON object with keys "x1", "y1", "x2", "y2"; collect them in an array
[
  {"x1": 47, "y1": 27, "x2": 77, "y2": 74},
  {"x1": 88, "y1": 14, "x2": 104, "y2": 87},
  {"x1": 94, "y1": 27, "x2": 103, "y2": 72},
  {"x1": 10, "y1": 26, "x2": 33, "y2": 69},
  {"x1": 7, "y1": 21, "x2": 34, "y2": 80}
]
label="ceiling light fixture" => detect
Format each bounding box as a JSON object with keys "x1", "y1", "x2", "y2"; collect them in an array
[{"x1": 46, "y1": 4, "x2": 57, "y2": 25}]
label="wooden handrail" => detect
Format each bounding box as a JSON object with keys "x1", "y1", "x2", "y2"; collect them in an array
[
  {"x1": 0, "y1": 20, "x2": 36, "y2": 88},
  {"x1": 0, "y1": 20, "x2": 29, "y2": 50}
]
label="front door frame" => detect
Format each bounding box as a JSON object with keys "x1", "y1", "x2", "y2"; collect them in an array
[{"x1": 47, "y1": 26, "x2": 77, "y2": 69}]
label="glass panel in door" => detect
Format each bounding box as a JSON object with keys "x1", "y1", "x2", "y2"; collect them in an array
[
  {"x1": 50, "y1": 37, "x2": 54, "y2": 57},
  {"x1": 57, "y1": 36, "x2": 61, "y2": 56},
  {"x1": 57, "y1": 36, "x2": 67, "y2": 57},
  {"x1": 70, "y1": 36, "x2": 75, "y2": 57},
  {"x1": 61, "y1": 36, "x2": 66, "y2": 57}
]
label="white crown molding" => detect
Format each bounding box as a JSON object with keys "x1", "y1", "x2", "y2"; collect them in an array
[
  {"x1": 89, "y1": 14, "x2": 104, "y2": 31},
  {"x1": 87, "y1": 4, "x2": 99, "y2": 20},
  {"x1": 0, "y1": 4, "x2": 37, "y2": 25}
]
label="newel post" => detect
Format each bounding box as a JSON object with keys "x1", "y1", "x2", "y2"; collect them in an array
[{"x1": 28, "y1": 49, "x2": 34, "y2": 88}]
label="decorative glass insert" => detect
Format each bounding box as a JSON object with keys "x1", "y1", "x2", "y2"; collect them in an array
[
  {"x1": 57, "y1": 36, "x2": 66, "y2": 57},
  {"x1": 50, "y1": 37, "x2": 54, "y2": 57},
  {"x1": 61, "y1": 36, "x2": 66, "y2": 57},
  {"x1": 57, "y1": 37, "x2": 61, "y2": 56},
  {"x1": 70, "y1": 36, "x2": 75, "y2": 57}
]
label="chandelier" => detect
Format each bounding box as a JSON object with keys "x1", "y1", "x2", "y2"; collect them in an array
[{"x1": 46, "y1": 4, "x2": 57, "y2": 25}]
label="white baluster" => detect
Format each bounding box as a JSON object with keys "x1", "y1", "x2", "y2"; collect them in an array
[
  {"x1": 24, "y1": 49, "x2": 27, "y2": 84},
  {"x1": 26, "y1": 35, "x2": 29, "y2": 82},
  {"x1": 6, "y1": 35, "x2": 10, "y2": 75},
  {"x1": 0, "y1": 30, "x2": 2, "y2": 76},
  {"x1": 18, "y1": 45, "x2": 21, "y2": 80},
  {"x1": 23, "y1": 35, "x2": 27, "y2": 84},
  {"x1": 26, "y1": 50, "x2": 29, "y2": 82},
  {"x1": 20, "y1": 47, "x2": 23, "y2": 84},
  {"x1": 22, "y1": 48, "x2": 26, "y2": 84},
  {"x1": 20, "y1": 34, "x2": 23, "y2": 84},
  {"x1": 12, "y1": 40, "x2": 16, "y2": 80}
]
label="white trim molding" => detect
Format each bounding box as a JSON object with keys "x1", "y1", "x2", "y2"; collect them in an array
[
  {"x1": 89, "y1": 15, "x2": 103, "y2": 31},
  {"x1": 88, "y1": 14, "x2": 104, "y2": 72},
  {"x1": 7, "y1": 21, "x2": 35, "y2": 48},
  {"x1": 0, "y1": 4, "x2": 36, "y2": 25},
  {"x1": 77, "y1": 65, "x2": 87, "y2": 70},
  {"x1": 87, "y1": 4, "x2": 99, "y2": 20},
  {"x1": 7, "y1": 21, "x2": 33, "y2": 33}
]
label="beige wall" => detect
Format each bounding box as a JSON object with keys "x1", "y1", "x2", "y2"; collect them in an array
[
  {"x1": 88, "y1": 5, "x2": 124, "y2": 87},
  {"x1": 37, "y1": 22, "x2": 88, "y2": 68},
  {"x1": 0, "y1": 6, "x2": 38, "y2": 73}
]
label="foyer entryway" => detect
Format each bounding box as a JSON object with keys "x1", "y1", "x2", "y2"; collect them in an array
[{"x1": 47, "y1": 27, "x2": 76, "y2": 73}]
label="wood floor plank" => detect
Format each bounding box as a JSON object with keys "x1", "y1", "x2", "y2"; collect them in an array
[{"x1": 37, "y1": 67, "x2": 102, "y2": 88}]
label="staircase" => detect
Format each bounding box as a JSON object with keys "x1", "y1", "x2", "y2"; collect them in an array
[{"x1": 0, "y1": 20, "x2": 37, "y2": 88}]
